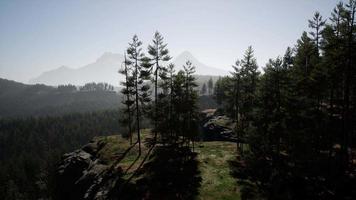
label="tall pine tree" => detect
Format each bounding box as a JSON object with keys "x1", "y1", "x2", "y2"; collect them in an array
[
  {"x1": 126, "y1": 35, "x2": 151, "y2": 155},
  {"x1": 147, "y1": 32, "x2": 172, "y2": 142}
]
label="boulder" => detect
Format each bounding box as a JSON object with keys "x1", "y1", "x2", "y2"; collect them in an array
[
  {"x1": 55, "y1": 139, "x2": 123, "y2": 200},
  {"x1": 201, "y1": 113, "x2": 237, "y2": 142}
]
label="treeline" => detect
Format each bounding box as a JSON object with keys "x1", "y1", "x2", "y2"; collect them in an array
[
  {"x1": 215, "y1": 1, "x2": 356, "y2": 199},
  {"x1": 57, "y1": 82, "x2": 115, "y2": 92},
  {"x1": 78, "y1": 82, "x2": 115, "y2": 92},
  {"x1": 0, "y1": 110, "x2": 124, "y2": 200},
  {"x1": 0, "y1": 79, "x2": 120, "y2": 118},
  {"x1": 119, "y1": 32, "x2": 200, "y2": 153},
  {"x1": 200, "y1": 77, "x2": 214, "y2": 96}
]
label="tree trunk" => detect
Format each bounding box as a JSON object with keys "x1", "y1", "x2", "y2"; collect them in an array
[
  {"x1": 135, "y1": 57, "x2": 141, "y2": 155},
  {"x1": 124, "y1": 54, "x2": 133, "y2": 145}
]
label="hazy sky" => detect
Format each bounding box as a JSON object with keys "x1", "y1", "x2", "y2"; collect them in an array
[{"x1": 0, "y1": 0, "x2": 341, "y2": 83}]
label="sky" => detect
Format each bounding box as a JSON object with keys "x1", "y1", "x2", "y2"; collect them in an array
[{"x1": 0, "y1": 0, "x2": 341, "y2": 83}]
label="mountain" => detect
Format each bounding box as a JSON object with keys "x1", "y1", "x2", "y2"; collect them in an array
[
  {"x1": 29, "y1": 52, "x2": 124, "y2": 86},
  {"x1": 173, "y1": 51, "x2": 228, "y2": 76},
  {"x1": 29, "y1": 51, "x2": 228, "y2": 86}
]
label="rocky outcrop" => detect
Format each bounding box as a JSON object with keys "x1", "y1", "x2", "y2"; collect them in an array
[
  {"x1": 54, "y1": 139, "x2": 123, "y2": 200},
  {"x1": 200, "y1": 109, "x2": 237, "y2": 142}
]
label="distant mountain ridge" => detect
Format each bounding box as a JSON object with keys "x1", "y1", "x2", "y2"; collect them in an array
[
  {"x1": 29, "y1": 52, "x2": 125, "y2": 86},
  {"x1": 29, "y1": 51, "x2": 228, "y2": 86}
]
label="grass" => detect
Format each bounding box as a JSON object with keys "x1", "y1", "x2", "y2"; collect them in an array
[
  {"x1": 93, "y1": 129, "x2": 151, "y2": 170},
  {"x1": 93, "y1": 135, "x2": 131, "y2": 164},
  {"x1": 196, "y1": 141, "x2": 241, "y2": 200},
  {"x1": 92, "y1": 132, "x2": 241, "y2": 199}
]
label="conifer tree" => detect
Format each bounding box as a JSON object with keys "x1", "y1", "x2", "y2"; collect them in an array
[
  {"x1": 155, "y1": 65, "x2": 171, "y2": 144},
  {"x1": 238, "y1": 46, "x2": 260, "y2": 140},
  {"x1": 214, "y1": 77, "x2": 222, "y2": 105},
  {"x1": 182, "y1": 61, "x2": 199, "y2": 147},
  {"x1": 147, "y1": 32, "x2": 171, "y2": 141},
  {"x1": 119, "y1": 53, "x2": 135, "y2": 144},
  {"x1": 208, "y1": 77, "x2": 214, "y2": 95},
  {"x1": 171, "y1": 70, "x2": 186, "y2": 140},
  {"x1": 126, "y1": 35, "x2": 151, "y2": 155},
  {"x1": 282, "y1": 47, "x2": 294, "y2": 69},
  {"x1": 214, "y1": 76, "x2": 231, "y2": 107},
  {"x1": 167, "y1": 63, "x2": 176, "y2": 139},
  {"x1": 201, "y1": 83, "x2": 207, "y2": 95},
  {"x1": 308, "y1": 11, "x2": 326, "y2": 54},
  {"x1": 231, "y1": 60, "x2": 242, "y2": 152}
]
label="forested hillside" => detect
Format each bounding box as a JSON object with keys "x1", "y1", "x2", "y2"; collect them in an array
[
  {"x1": 0, "y1": 79, "x2": 120, "y2": 118},
  {"x1": 0, "y1": 110, "x2": 125, "y2": 199}
]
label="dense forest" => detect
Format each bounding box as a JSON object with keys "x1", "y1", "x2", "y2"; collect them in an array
[
  {"x1": 0, "y1": 110, "x2": 128, "y2": 199},
  {"x1": 213, "y1": 1, "x2": 356, "y2": 199},
  {"x1": 0, "y1": 79, "x2": 120, "y2": 118}
]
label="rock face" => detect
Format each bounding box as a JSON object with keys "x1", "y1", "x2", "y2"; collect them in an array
[
  {"x1": 200, "y1": 109, "x2": 237, "y2": 142},
  {"x1": 55, "y1": 139, "x2": 123, "y2": 200}
]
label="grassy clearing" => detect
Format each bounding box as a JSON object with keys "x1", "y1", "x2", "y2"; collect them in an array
[{"x1": 196, "y1": 141, "x2": 240, "y2": 200}]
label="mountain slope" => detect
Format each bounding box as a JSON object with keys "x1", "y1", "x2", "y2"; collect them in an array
[
  {"x1": 29, "y1": 52, "x2": 125, "y2": 86},
  {"x1": 173, "y1": 51, "x2": 228, "y2": 76},
  {"x1": 29, "y1": 51, "x2": 228, "y2": 86}
]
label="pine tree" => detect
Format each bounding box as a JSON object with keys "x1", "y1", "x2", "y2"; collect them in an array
[
  {"x1": 171, "y1": 70, "x2": 186, "y2": 140},
  {"x1": 167, "y1": 63, "x2": 176, "y2": 139},
  {"x1": 238, "y1": 46, "x2": 260, "y2": 141},
  {"x1": 282, "y1": 47, "x2": 294, "y2": 69},
  {"x1": 119, "y1": 53, "x2": 135, "y2": 144},
  {"x1": 126, "y1": 35, "x2": 151, "y2": 155},
  {"x1": 201, "y1": 83, "x2": 207, "y2": 95},
  {"x1": 214, "y1": 76, "x2": 231, "y2": 108},
  {"x1": 182, "y1": 61, "x2": 199, "y2": 147},
  {"x1": 231, "y1": 60, "x2": 242, "y2": 152},
  {"x1": 308, "y1": 11, "x2": 326, "y2": 55},
  {"x1": 147, "y1": 32, "x2": 172, "y2": 142},
  {"x1": 208, "y1": 77, "x2": 214, "y2": 95},
  {"x1": 294, "y1": 32, "x2": 318, "y2": 78},
  {"x1": 214, "y1": 77, "x2": 222, "y2": 105},
  {"x1": 155, "y1": 64, "x2": 171, "y2": 144}
]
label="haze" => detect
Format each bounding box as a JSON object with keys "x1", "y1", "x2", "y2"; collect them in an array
[{"x1": 0, "y1": 0, "x2": 338, "y2": 83}]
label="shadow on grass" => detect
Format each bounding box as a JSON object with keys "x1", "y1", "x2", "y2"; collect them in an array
[
  {"x1": 115, "y1": 143, "x2": 156, "y2": 197},
  {"x1": 229, "y1": 153, "x2": 356, "y2": 200},
  {"x1": 228, "y1": 158, "x2": 266, "y2": 200},
  {"x1": 115, "y1": 144, "x2": 202, "y2": 200}
]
